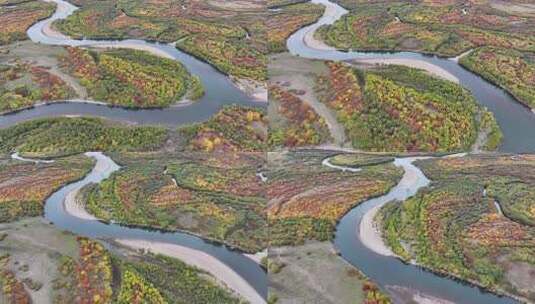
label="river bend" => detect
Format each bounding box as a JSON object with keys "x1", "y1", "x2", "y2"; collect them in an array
[{"x1": 0, "y1": 0, "x2": 262, "y2": 129}]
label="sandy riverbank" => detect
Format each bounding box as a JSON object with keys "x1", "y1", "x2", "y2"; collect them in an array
[
  {"x1": 355, "y1": 58, "x2": 459, "y2": 83},
  {"x1": 58, "y1": 153, "x2": 265, "y2": 304},
  {"x1": 63, "y1": 187, "x2": 98, "y2": 221},
  {"x1": 359, "y1": 205, "x2": 394, "y2": 257},
  {"x1": 245, "y1": 250, "x2": 267, "y2": 265},
  {"x1": 117, "y1": 239, "x2": 266, "y2": 304},
  {"x1": 92, "y1": 43, "x2": 175, "y2": 60},
  {"x1": 302, "y1": 0, "x2": 347, "y2": 51},
  {"x1": 62, "y1": 152, "x2": 119, "y2": 221},
  {"x1": 42, "y1": 19, "x2": 68, "y2": 41},
  {"x1": 357, "y1": 157, "x2": 424, "y2": 257},
  {"x1": 387, "y1": 285, "x2": 457, "y2": 304},
  {"x1": 303, "y1": 0, "x2": 460, "y2": 85},
  {"x1": 303, "y1": 26, "x2": 334, "y2": 52}
]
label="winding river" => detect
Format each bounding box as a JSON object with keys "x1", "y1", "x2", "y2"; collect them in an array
[
  {"x1": 289, "y1": 1, "x2": 528, "y2": 302},
  {"x1": 3, "y1": 0, "x2": 533, "y2": 302},
  {"x1": 2, "y1": 1, "x2": 268, "y2": 301},
  {"x1": 0, "y1": 0, "x2": 262, "y2": 129},
  {"x1": 325, "y1": 155, "x2": 518, "y2": 303},
  {"x1": 13, "y1": 152, "x2": 266, "y2": 303},
  {"x1": 288, "y1": 0, "x2": 535, "y2": 154}
]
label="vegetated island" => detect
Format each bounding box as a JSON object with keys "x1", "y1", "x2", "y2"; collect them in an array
[{"x1": 379, "y1": 154, "x2": 535, "y2": 303}]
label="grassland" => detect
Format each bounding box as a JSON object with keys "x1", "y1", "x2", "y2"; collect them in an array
[
  {"x1": 0, "y1": 0, "x2": 55, "y2": 45},
  {"x1": 460, "y1": 47, "x2": 535, "y2": 110},
  {"x1": 60, "y1": 47, "x2": 200, "y2": 107},
  {"x1": 179, "y1": 105, "x2": 267, "y2": 153},
  {"x1": 0, "y1": 155, "x2": 93, "y2": 222},
  {"x1": 315, "y1": 62, "x2": 501, "y2": 152},
  {"x1": 329, "y1": 153, "x2": 395, "y2": 168},
  {"x1": 379, "y1": 154, "x2": 535, "y2": 302},
  {"x1": 0, "y1": 117, "x2": 167, "y2": 158},
  {"x1": 84, "y1": 152, "x2": 267, "y2": 253},
  {"x1": 267, "y1": 150, "x2": 403, "y2": 246},
  {"x1": 53, "y1": 0, "x2": 267, "y2": 81},
  {"x1": 269, "y1": 53, "x2": 502, "y2": 152},
  {"x1": 0, "y1": 62, "x2": 75, "y2": 113},
  {"x1": 0, "y1": 104, "x2": 267, "y2": 157},
  {"x1": 319, "y1": 0, "x2": 535, "y2": 57},
  {"x1": 0, "y1": 218, "x2": 242, "y2": 303}
]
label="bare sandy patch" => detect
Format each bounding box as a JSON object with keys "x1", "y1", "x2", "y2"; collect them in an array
[
  {"x1": 0, "y1": 218, "x2": 80, "y2": 304},
  {"x1": 208, "y1": 0, "x2": 264, "y2": 10},
  {"x1": 232, "y1": 77, "x2": 267, "y2": 102},
  {"x1": 92, "y1": 43, "x2": 175, "y2": 60},
  {"x1": 355, "y1": 58, "x2": 459, "y2": 83},
  {"x1": 63, "y1": 187, "x2": 98, "y2": 221},
  {"x1": 303, "y1": 0, "x2": 347, "y2": 51},
  {"x1": 490, "y1": 0, "x2": 535, "y2": 16},
  {"x1": 359, "y1": 205, "x2": 395, "y2": 257}
]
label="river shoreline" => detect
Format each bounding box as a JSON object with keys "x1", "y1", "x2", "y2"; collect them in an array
[
  {"x1": 323, "y1": 153, "x2": 524, "y2": 304},
  {"x1": 11, "y1": 151, "x2": 267, "y2": 302},
  {"x1": 0, "y1": 0, "x2": 263, "y2": 127},
  {"x1": 63, "y1": 187, "x2": 98, "y2": 221},
  {"x1": 458, "y1": 59, "x2": 535, "y2": 114},
  {"x1": 289, "y1": 7, "x2": 534, "y2": 300},
  {"x1": 288, "y1": 0, "x2": 535, "y2": 153},
  {"x1": 369, "y1": 200, "x2": 525, "y2": 303},
  {"x1": 352, "y1": 58, "x2": 459, "y2": 83},
  {"x1": 67, "y1": 202, "x2": 266, "y2": 255},
  {"x1": 317, "y1": 152, "x2": 520, "y2": 303},
  {"x1": 302, "y1": 0, "x2": 459, "y2": 83},
  {"x1": 0, "y1": 98, "x2": 197, "y2": 118},
  {"x1": 359, "y1": 205, "x2": 394, "y2": 257},
  {"x1": 302, "y1": 0, "x2": 346, "y2": 51},
  {"x1": 116, "y1": 239, "x2": 266, "y2": 304},
  {"x1": 37, "y1": 0, "x2": 266, "y2": 102}
]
